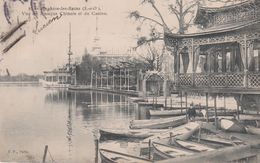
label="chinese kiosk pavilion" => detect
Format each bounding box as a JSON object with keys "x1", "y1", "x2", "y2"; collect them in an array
[{"x1": 165, "y1": 0, "x2": 260, "y2": 112}]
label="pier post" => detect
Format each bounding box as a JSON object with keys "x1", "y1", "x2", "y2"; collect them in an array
[
  {"x1": 112, "y1": 71, "x2": 115, "y2": 90},
  {"x1": 214, "y1": 95, "x2": 218, "y2": 129},
  {"x1": 42, "y1": 145, "x2": 48, "y2": 163},
  {"x1": 180, "y1": 91, "x2": 183, "y2": 113},
  {"x1": 125, "y1": 69, "x2": 127, "y2": 90},
  {"x1": 185, "y1": 92, "x2": 188, "y2": 120},
  {"x1": 170, "y1": 95, "x2": 172, "y2": 108},
  {"x1": 237, "y1": 96, "x2": 240, "y2": 120},
  {"x1": 198, "y1": 127, "x2": 201, "y2": 142},
  {"x1": 170, "y1": 132, "x2": 173, "y2": 144},
  {"x1": 165, "y1": 96, "x2": 167, "y2": 108},
  {"x1": 148, "y1": 139, "x2": 151, "y2": 160},
  {"x1": 155, "y1": 93, "x2": 158, "y2": 108},
  {"x1": 206, "y1": 93, "x2": 209, "y2": 122},
  {"x1": 153, "y1": 93, "x2": 155, "y2": 110},
  {"x1": 224, "y1": 94, "x2": 226, "y2": 115},
  {"x1": 95, "y1": 139, "x2": 99, "y2": 163},
  {"x1": 100, "y1": 72, "x2": 103, "y2": 88},
  {"x1": 95, "y1": 73, "x2": 98, "y2": 88}
]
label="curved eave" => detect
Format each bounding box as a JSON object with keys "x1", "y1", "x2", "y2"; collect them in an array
[
  {"x1": 165, "y1": 19, "x2": 260, "y2": 39},
  {"x1": 194, "y1": 0, "x2": 256, "y2": 25},
  {"x1": 200, "y1": 0, "x2": 255, "y2": 13}
]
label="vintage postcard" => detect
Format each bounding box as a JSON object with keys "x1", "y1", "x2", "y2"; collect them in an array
[{"x1": 1, "y1": 0, "x2": 260, "y2": 163}]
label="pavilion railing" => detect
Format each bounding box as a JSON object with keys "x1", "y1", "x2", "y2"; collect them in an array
[{"x1": 177, "y1": 72, "x2": 260, "y2": 89}]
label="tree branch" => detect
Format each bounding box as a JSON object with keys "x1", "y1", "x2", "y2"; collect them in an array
[
  {"x1": 168, "y1": 5, "x2": 180, "y2": 22},
  {"x1": 183, "y1": 2, "x2": 198, "y2": 16},
  {"x1": 150, "y1": 2, "x2": 170, "y2": 31},
  {"x1": 139, "y1": 15, "x2": 164, "y2": 27}
]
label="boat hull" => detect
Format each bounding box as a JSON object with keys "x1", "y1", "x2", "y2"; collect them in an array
[
  {"x1": 175, "y1": 140, "x2": 215, "y2": 152},
  {"x1": 99, "y1": 149, "x2": 151, "y2": 163},
  {"x1": 152, "y1": 142, "x2": 194, "y2": 160},
  {"x1": 42, "y1": 81, "x2": 70, "y2": 88},
  {"x1": 246, "y1": 126, "x2": 260, "y2": 135},
  {"x1": 130, "y1": 116, "x2": 187, "y2": 129},
  {"x1": 149, "y1": 109, "x2": 186, "y2": 116},
  {"x1": 220, "y1": 119, "x2": 246, "y2": 133},
  {"x1": 99, "y1": 129, "x2": 166, "y2": 140},
  {"x1": 142, "y1": 122, "x2": 200, "y2": 145}
]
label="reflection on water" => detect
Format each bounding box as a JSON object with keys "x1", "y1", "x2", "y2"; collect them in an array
[{"x1": 0, "y1": 86, "x2": 145, "y2": 163}]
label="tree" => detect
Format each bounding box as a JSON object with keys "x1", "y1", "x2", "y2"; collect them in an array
[
  {"x1": 129, "y1": 0, "x2": 200, "y2": 48},
  {"x1": 76, "y1": 52, "x2": 103, "y2": 85}
]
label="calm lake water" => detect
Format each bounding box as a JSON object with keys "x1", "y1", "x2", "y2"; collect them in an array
[{"x1": 0, "y1": 85, "x2": 143, "y2": 163}]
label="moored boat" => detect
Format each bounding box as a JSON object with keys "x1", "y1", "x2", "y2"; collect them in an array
[
  {"x1": 99, "y1": 149, "x2": 151, "y2": 163},
  {"x1": 245, "y1": 125, "x2": 260, "y2": 135},
  {"x1": 149, "y1": 109, "x2": 186, "y2": 116},
  {"x1": 193, "y1": 134, "x2": 235, "y2": 146},
  {"x1": 220, "y1": 118, "x2": 246, "y2": 133},
  {"x1": 99, "y1": 128, "x2": 168, "y2": 140},
  {"x1": 175, "y1": 140, "x2": 215, "y2": 152},
  {"x1": 142, "y1": 122, "x2": 200, "y2": 144},
  {"x1": 130, "y1": 116, "x2": 187, "y2": 129},
  {"x1": 152, "y1": 142, "x2": 194, "y2": 159}
]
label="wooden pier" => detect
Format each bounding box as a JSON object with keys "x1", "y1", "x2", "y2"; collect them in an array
[{"x1": 68, "y1": 85, "x2": 139, "y2": 96}]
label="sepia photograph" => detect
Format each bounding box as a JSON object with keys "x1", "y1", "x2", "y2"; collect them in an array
[{"x1": 1, "y1": 0, "x2": 260, "y2": 162}]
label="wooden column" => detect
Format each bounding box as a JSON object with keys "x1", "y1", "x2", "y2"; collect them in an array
[
  {"x1": 237, "y1": 95, "x2": 240, "y2": 120},
  {"x1": 136, "y1": 70, "x2": 139, "y2": 91},
  {"x1": 128, "y1": 69, "x2": 130, "y2": 90},
  {"x1": 119, "y1": 69, "x2": 122, "y2": 90},
  {"x1": 214, "y1": 95, "x2": 218, "y2": 129},
  {"x1": 106, "y1": 71, "x2": 109, "y2": 88},
  {"x1": 90, "y1": 69, "x2": 93, "y2": 87},
  {"x1": 100, "y1": 72, "x2": 103, "y2": 88},
  {"x1": 125, "y1": 69, "x2": 127, "y2": 90},
  {"x1": 206, "y1": 93, "x2": 209, "y2": 122}
]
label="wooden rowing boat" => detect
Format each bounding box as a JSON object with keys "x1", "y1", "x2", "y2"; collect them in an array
[
  {"x1": 99, "y1": 149, "x2": 151, "y2": 163},
  {"x1": 245, "y1": 125, "x2": 260, "y2": 135},
  {"x1": 130, "y1": 116, "x2": 187, "y2": 129},
  {"x1": 99, "y1": 128, "x2": 168, "y2": 140},
  {"x1": 175, "y1": 140, "x2": 215, "y2": 152},
  {"x1": 220, "y1": 118, "x2": 246, "y2": 133},
  {"x1": 194, "y1": 134, "x2": 235, "y2": 146},
  {"x1": 149, "y1": 109, "x2": 187, "y2": 116},
  {"x1": 142, "y1": 122, "x2": 200, "y2": 145},
  {"x1": 152, "y1": 142, "x2": 194, "y2": 160}
]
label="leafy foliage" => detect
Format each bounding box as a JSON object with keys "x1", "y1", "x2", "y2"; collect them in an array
[{"x1": 76, "y1": 52, "x2": 103, "y2": 85}]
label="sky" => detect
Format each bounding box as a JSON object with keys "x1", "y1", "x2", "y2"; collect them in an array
[
  {"x1": 0, "y1": 0, "x2": 151, "y2": 75},
  {"x1": 0, "y1": 0, "x2": 237, "y2": 75}
]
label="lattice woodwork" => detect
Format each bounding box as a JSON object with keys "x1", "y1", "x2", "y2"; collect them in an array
[
  {"x1": 248, "y1": 73, "x2": 260, "y2": 88},
  {"x1": 210, "y1": 74, "x2": 226, "y2": 87},
  {"x1": 227, "y1": 73, "x2": 244, "y2": 87},
  {"x1": 194, "y1": 74, "x2": 208, "y2": 87},
  {"x1": 179, "y1": 74, "x2": 192, "y2": 86}
]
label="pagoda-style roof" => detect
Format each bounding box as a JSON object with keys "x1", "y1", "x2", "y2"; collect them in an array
[
  {"x1": 166, "y1": 18, "x2": 260, "y2": 39},
  {"x1": 193, "y1": 0, "x2": 259, "y2": 28}
]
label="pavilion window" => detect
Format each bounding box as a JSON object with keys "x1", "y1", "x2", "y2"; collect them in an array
[
  {"x1": 222, "y1": 45, "x2": 227, "y2": 73},
  {"x1": 226, "y1": 52, "x2": 231, "y2": 72},
  {"x1": 53, "y1": 76, "x2": 57, "y2": 82},
  {"x1": 252, "y1": 41, "x2": 260, "y2": 72}
]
